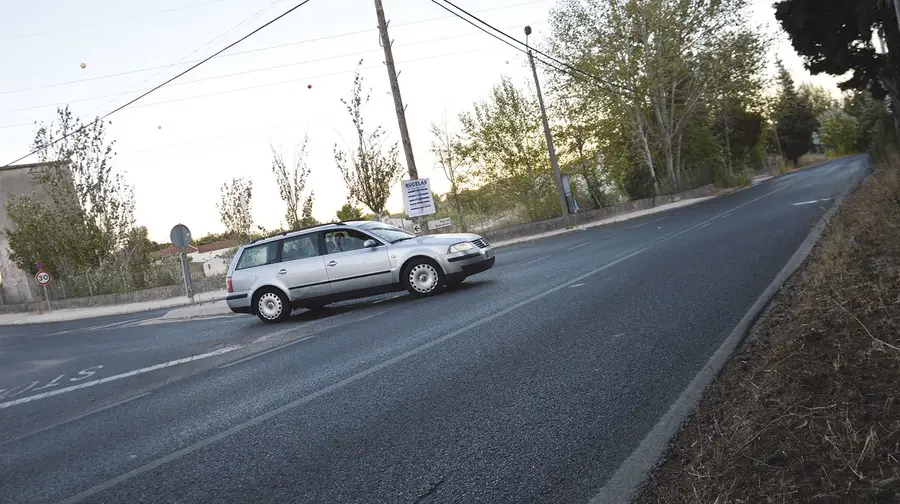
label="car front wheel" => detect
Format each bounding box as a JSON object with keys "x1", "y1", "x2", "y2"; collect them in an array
[
  {"x1": 255, "y1": 288, "x2": 291, "y2": 324},
  {"x1": 404, "y1": 259, "x2": 444, "y2": 297}
]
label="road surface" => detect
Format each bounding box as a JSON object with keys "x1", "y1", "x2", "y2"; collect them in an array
[{"x1": 0, "y1": 156, "x2": 869, "y2": 504}]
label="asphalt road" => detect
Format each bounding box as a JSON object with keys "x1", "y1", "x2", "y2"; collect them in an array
[{"x1": 0, "y1": 156, "x2": 870, "y2": 504}]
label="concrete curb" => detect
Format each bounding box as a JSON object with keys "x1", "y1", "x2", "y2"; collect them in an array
[
  {"x1": 161, "y1": 300, "x2": 233, "y2": 320},
  {"x1": 588, "y1": 159, "x2": 873, "y2": 504}
]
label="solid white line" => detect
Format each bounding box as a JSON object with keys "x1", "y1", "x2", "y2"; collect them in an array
[
  {"x1": 0, "y1": 346, "x2": 241, "y2": 409},
  {"x1": 719, "y1": 213, "x2": 731, "y2": 219},
  {"x1": 522, "y1": 255, "x2": 552, "y2": 266},
  {"x1": 569, "y1": 283, "x2": 585, "y2": 288},
  {"x1": 56, "y1": 182, "x2": 798, "y2": 504},
  {"x1": 791, "y1": 200, "x2": 819, "y2": 206},
  {"x1": 0, "y1": 392, "x2": 152, "y2": 447},
  {"x1": 629, "y1": 222, "x2": 648, "y2": 229},
  {"x1": 220, "y1": 336, "x2": 315, "y2": 369},
  {"x1": 568, "y1": 242, "x2": 590, "y2": 251}
]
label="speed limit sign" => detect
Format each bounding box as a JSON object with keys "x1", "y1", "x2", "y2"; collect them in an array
[{"x1": 35, "y1": 270, "x2": 51, "y2": 285}]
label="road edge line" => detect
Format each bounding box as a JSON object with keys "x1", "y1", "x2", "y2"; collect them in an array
[{"x1": 588, "y1": 158, "x2": 873, "y2": 504}]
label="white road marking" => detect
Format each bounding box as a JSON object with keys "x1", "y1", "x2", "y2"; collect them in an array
[
  {"x1": 221, "y1": 335, "x2": 317, "y2": 369},
  {"x1": 522, "y1": 255, "x2": 552, "y2": 266},
  {"x1": 57, "y1": 183, "x2": 798, "y2": 504},
  {"x1": 40, "y1": 318, "x2": 141, "y2": 337},
  {"x1": 569, "y1": 283, "x2": 585, "y2": 288},
  {"x1": 611, "y1": 333, "x2": 624, "y2": 338},
  {"x1": 698, "y1": 222, "x2": 712, "y2": 229},
  {"x1": 792, "y1": 198, "x2": 831, "y2": 206},
  {"x1": 0, "y1": 392, "x2": 152, "y2": 447},
  {"x1": 0, "y1": 346, "x2": 240, "y2": 409},
  {"x1": 654, "y1": 216, "x2": 669, "y2": 221},
  {"x1": 629, "y1": 223, "x2": 647, "y2": 229},
  {"x1": 719, "y1": 213, "x2": 731, "y2": 219},
  {"x1": 568, "y1": 242, "x2": 590, "y2": 251}
]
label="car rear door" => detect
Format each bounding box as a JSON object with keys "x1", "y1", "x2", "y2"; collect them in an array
[
  {"x1": 322, "y1": 228, "x2": 392, "y2": 294},
  {"x1": 278, "y1": 232, "x2": 331, "y2": 302}
]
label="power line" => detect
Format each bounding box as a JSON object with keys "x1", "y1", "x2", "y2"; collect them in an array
[
  {"x1": 0, "y1": 24, "x2": 533, "y2": 116},
  {"x1": 2, "y1": 0, "x2": 317, "y2": 168},
  {"x1": 4, "y1": 0, "x2": 550, "y2": 94},
  {"x1": 1, "y1": 0, "x2": 227, "y2": 41},
  {"x1": 86, "y1": 0, "x2": 288, "y2": 118},
  {"x1": 430, "y1": 0, "x2": 640, "y2": 95}
]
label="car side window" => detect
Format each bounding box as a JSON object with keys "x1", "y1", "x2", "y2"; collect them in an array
[
  {"x1": 324, "y1": 229, "x2": 373, "y2": 254},
  {"x1": 281, "y1": 234, "x2": 320, "y2": 262},
  {"x1": 235, "y1": 241, "x2": 279, "y2": 270}
]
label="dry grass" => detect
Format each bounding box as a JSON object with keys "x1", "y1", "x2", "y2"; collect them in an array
[{"x1": 634, "y1": 162, "x2": 900, "y2": 504}]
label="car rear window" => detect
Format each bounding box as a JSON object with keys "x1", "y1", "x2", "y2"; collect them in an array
[
  {"x1": 235, "y1": 241, "x2": 278, "y2": 270},
  {"x1": 282, "y1": 234, "x2": 319, "y2": 261}
]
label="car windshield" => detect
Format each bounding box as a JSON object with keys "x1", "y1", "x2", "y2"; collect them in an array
[{"x1": 363, "y1": 224, "x2": 416, "y2": 243}]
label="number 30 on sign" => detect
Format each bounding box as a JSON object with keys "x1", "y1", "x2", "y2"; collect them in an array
[{"x1": 35, "y1": 270, "x2": 51, "y2": 285}]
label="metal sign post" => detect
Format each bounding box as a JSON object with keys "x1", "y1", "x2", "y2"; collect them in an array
[{"x1": 35, "y1": 269, "x2": 52, "y2": 312}]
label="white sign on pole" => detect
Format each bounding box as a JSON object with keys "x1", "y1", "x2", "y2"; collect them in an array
[
  {"x1": 428, "y1": 217, "x2": 453, "y2": 230},
  {"x1": 35, "y1": 270, "x2": 51, "y2": 285},
  {"x1": 401, "y1": 178, "x2": 436, "y2": 218}
]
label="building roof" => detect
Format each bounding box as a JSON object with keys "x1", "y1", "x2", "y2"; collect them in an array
[{"x1": 153, "y1": 239, "x2": 239, "y2": 257}]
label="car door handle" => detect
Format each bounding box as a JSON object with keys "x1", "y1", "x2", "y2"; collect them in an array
[
  {"x1": 277, "y1": 269, "x2": 287, "y2": 275},
  {"x1": 327, "y1": 261, "x2": 337, "y2": 267}
]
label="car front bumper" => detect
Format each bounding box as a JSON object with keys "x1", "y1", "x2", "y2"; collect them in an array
[{"x1": 442, "y1": 247, "x2": 495, "y2": 276}]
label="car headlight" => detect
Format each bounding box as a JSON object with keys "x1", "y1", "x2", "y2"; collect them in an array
[{"x1": 448, "y1": 242, "x2": 475, "y2": 253}]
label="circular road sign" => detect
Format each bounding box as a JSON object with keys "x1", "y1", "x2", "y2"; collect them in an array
[
  {"x1": 35, "y1": 270, "x2": 51, "y2": 285},
  {"x1": 170, "y1": 224, "x2": 192, "y2": 249}
]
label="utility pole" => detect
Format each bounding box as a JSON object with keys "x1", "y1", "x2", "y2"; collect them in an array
[
  {"x1": 374, "y1": 0, "x2": 418, "y2": 180},
  {"x1": 525, "y1": 26, "x2": 570, "y2": 227}
]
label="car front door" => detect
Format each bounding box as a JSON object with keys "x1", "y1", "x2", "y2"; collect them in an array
[
  {"x1": 322, "y1": 228, "x2": 392, "y2": 294},
  {"x1": 278, "y1": 233, "x2": 331, "y2": 302}
]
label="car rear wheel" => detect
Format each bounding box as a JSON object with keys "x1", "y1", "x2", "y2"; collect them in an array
[
  {"x1": 404, "y1": 259, "x2": 444, "y2": 297},
  {"x1": 255, "y1": 288, "x2": 291, "y2": 324}
]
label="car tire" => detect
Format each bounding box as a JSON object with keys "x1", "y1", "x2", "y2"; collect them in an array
[
  {"x1": 403, "y1": 258, "x2": 445, "y2": 298},
  {"x1": 254, "y1": 288, "x2": 291, "y2": 324}
]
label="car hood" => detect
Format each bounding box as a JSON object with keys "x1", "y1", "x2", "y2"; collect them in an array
[{"x1": 397, "y1": 233, "x2": 484, "y2": 247}]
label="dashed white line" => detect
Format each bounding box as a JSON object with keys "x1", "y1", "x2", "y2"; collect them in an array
[
  {"x1": 568, "y1": 242, "x2": 590, "y2": 251},
  {"x1": 0, "y1": 346, "x2": 241, "y2": 409},
  {"x1": 719, "y1": 213, "x2": 732, "y2": 219},
  {"x1": 522, "y1": 255, "x2": 552, "y2": 266},
  {"x1": 570, "y1": 283, "x2": 585, "y2": 288}
]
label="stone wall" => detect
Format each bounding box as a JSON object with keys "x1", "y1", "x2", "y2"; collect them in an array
[{"x1": 0, "y1": 275, "x2": 225, "y2": 314}]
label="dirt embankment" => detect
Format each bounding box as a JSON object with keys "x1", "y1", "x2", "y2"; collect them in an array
[{"x1": 635, "y1": 164, "x2": 900, "y2": 503}]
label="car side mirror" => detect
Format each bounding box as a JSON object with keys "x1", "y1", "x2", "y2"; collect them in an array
[{"x1": 363, "y1": 239, "x2": 378, "y2": 248}]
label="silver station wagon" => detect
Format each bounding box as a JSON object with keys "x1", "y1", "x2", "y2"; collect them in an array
[{"x1": 225, "y1": 221, "x2": 495, "y2": 323}]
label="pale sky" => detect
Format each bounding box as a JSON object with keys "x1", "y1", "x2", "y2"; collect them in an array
[{"x1": 0, "y1": 0, "x2": 840, "y2": 243}]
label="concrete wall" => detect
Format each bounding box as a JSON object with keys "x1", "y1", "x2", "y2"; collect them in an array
[
  {"x1": 0, "y1": 163, "x2": 66, "y2": 304},
  {"x1": 482, "y1": 185, "x2": 716, "y2": 244},
  {"x1": 0, "y1": 274, "x2": 226, "y2": 314}
]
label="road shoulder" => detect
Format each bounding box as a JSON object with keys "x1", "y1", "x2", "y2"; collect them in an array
[{"x1": 633, "y1": 162, "x2": 900, "y2": 502}]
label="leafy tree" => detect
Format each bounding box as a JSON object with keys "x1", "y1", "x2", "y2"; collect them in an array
[
  {"x1": 271, "y1": 136, "x2": 312, "y2": 231},
  {"x1": 6, "y1": 106, "x2": 134, "y2": 277},
  {"x1": 120, "y1": 226, "x2": 157, "y2": 290},
  {"x1": 774, "y1": 0, "x2": 896, "y2": 95},
  {"x1": 430, "y1": 119, "x2": 468, "y2": 230},
  {"x1": 715, "y1": 103, "x2": 764, "y2": 174},
  {"x1": 843, "y1": 89, "x2": 889, "y2": 151},
  {"x1": 218, "y1": 177, "x2": 253, "y2": 242},
  {"x1": 799, "y1": 83, "x2": 839, "y2": 118},
  {"x1": 818, "y1": 109, "x2": 859, "y2": 155},
  {"x1": 775, "y1": 62, "x2": 819, "y2": 164},
  {"x1": 334, "y1": 62, "x2": 405, "y2": 216},
  {"x1": 335, "y1": 202, "x2": 364, "y2": 221},
  {"x1": 299, "y1": 191, "x2": 317, "y2": 227},
  {"x1": 458, "y1": 77, "x2": 557, "y2": 221},
  {"x1": 548, "y1": 0, "x2": 767, "y2": 194}
]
